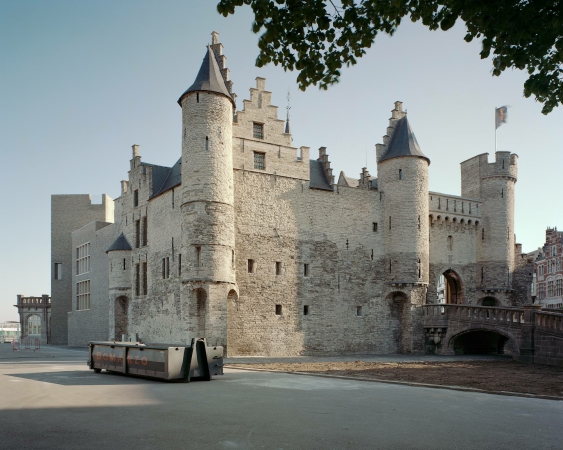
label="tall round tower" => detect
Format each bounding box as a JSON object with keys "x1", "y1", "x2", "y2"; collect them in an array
[
  {"x1": 478, "y1": 151, "x2": 518, "y2": 304},
  {"x1": 377, "y1": 103, "x2": 430, "y2": 353},
  {"x1": 178, "y1": 41, "x2": 236, "y2": 347}
]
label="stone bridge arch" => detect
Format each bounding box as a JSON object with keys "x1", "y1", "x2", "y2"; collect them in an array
[{"x1": 447, "y1": 327, "x2": 519, "y2": 356}]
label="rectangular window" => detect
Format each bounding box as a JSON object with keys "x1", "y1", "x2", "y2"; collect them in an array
[
  {"x1": 556, "y1": 279, "x2": 562, "y2": 297},
  {"x1": 548, "y1": 281, "x2": 554, "y2": 297},
  {"x1": 253, "y1": 122, "x2": 264, "y2": 139},
  {"x1": 248, "y1": 259, "x2": 255, "y2": 274},
  {"x1": 142, "y1": 262, "x2": 147, "y2": 295},
  {"x1": 166, "y1": 257, "x2": 170, "y2": 279},
  {"x1": 389, "y1": 216, "x2": 392, "y2": 230},
  {"x1": 275, "y1": 304, "x2": 282, "y2": 315},
  {"x1": 196, "y1": 246, "x2": 201, "y2": 267},
  {"x1": 178, "y1": 254, "x2": 182, "y2": 277},
  {"x1": 162, "y1": 259, "x2": 166, "y2": 279},
  {"x1": 276, "y1": 261, "x2": 282, "y2": 276},
  {"x1": 76, "y1": 243, "x2": 90, "y2": 275},
  {"x1": 172, "y1": 189, "x2": 175, "y2": 209},
  {"x1": 135, "y1": 264, "x2": 140, "y2": 296},
  {"x1": 254, "y1": 152, "x2": 265, "y2": 170},
  {"x1": 76, "y1": 280, "x2": 90, "y2": 310},
  {"x1": 372, "y1": 222, "x2": 378, "y2": 232},
  {"x1": 123, "y1": 258, "x2": 126, "y2": 270},
  {"x1": 356, "y1": 306, "x2": 363, "y2": 317},
  {"x1": 135, "y1": 220, "x2": 141, "y2": 248},
  {"x1": 134, "y1": 190, "x2": 139, "y2": 207},
  {"x1": 54, "y1": 263, "x2": 62, "y2": 280},
  {"x1": 142, "y1": 216, "x2": 147, "y2": 246},
  {"x1": 304, "y1": 263, "x2": 310, "y2": 277},
  {"x1": 303, "y1": 305, "x2": 309, "y2": 316}
]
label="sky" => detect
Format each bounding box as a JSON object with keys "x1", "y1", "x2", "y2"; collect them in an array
[{"x1": 1, "y1": 1, "x2": 561, "y2": 321}]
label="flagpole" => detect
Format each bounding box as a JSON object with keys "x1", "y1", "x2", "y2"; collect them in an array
[{"x1": 494, "y1": 106, "x2": 497, "y2": 153}]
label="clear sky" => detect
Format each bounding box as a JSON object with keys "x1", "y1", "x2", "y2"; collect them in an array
[{"x1": 1, "y1": 1, "x2": 561, "y2": 321}]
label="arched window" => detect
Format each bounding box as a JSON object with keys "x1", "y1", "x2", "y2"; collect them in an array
[{"x1": 27, "y1": 315, "x2": 41, "y2": 335}]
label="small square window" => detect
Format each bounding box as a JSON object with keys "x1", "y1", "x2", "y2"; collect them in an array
[
  {"x1": 304, "y1": 263, "x2": 310, "y2": 277},
  {"x1": 356, "y1": 306, "x2": 363, "y2": 316},
  {"x1": 303, "y1": 305, "x2": 309, "y2": 316},
  {"x1": 253, "y1": 122, "x2": 264, "y2": 139},
  {"x1": 254, "y1": 152, "x2": 265, "y2": 170},
  {"x1": 276, "y1": 261, "x2": 282, "y2": 276},
  {"x1": 275, "y1": 304, "x2": 282, "y2": 315},
  {"x1": 248, "y1": 259, "x2": 255, "y2": 274}
]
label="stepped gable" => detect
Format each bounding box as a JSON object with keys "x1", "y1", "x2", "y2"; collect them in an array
[
  {"x1": 379, "y1": 116, "x2": 430, "y2": 164},
  {"x1": 178, "y1": 45, "x2": 234, "y2": 106},
  {"x1": 106, "y1": 233, "x2": 132, "y2": 253}
]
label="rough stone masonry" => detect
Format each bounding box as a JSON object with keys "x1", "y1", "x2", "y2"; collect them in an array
[{"x1": 49, "y1": 32, "x2": 534, "y2": 355}]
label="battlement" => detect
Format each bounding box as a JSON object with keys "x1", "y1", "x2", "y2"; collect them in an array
[{"x1": 460, "y1": 152, "x2": 518, "y2": 199}]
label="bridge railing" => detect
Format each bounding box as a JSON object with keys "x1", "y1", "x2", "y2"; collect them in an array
[
  {"x1": 424, "y1": 304, "x2": 526, "y2": 325},
  {"x1": 535, "y1": 311, "x2": 563, "y2": 333}
]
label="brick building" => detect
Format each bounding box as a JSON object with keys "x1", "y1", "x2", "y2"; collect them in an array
[
  {"x1": 532, "y1": 228, "x2": 563, "y2": 309},
  {"x1": 48, "y1": 32, "x2": 534, "y2": 353}
]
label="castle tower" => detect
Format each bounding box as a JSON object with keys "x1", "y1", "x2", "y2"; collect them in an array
[
  {"x1": 377, "y1": 102, "x2": 430, "y2": 352},
  {"x1": 178, "y1": 34, "x2": 236, "y2": 347},
  {"x1": 461, "y1": 152, "x2": 518, "y2": 304},
  {"x1": 106, "y1": 232, "x2": 132, "y2": 340}
]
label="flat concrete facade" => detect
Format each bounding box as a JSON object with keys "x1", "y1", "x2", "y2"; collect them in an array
[{"x1": 51, "y1": 33, "x2": 534, "y2": 355}]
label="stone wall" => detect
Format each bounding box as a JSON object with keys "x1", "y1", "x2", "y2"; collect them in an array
[{"x1": 51, "y1": 194, "x2": 114, "y2": 345}]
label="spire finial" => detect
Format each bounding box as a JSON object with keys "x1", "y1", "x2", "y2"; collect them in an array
[{"x1": 285, "y1": 89, "x2": 292, "y2": 135}]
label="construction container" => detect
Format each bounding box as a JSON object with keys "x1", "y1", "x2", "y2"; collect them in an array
[{"x1": 87, "y1": 338, "x2": 223, "y2": 381}]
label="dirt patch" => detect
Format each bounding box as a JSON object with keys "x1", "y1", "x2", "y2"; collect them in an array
[{"x1": 228, "y1": 360, "x2": 563, "y2": 397}]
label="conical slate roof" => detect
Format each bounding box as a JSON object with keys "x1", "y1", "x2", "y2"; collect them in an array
[
  {"x1": 106, "y1": 233, "x2": 132, "y2": 253},
  {"x1": 379, "y1": 116, "x2": 430, "y2": 164},
  {"x1": 177, "y1": 46, "x2": 234, "y2": 105}
]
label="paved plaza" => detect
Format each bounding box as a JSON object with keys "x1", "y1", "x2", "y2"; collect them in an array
[{"x1": 0, "y1": 344, "x2": 562, "y2": 450}]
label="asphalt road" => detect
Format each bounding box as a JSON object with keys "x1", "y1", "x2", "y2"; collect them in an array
[{"x1": 0, "y1": 345, "x2": 562, "y2": 450}]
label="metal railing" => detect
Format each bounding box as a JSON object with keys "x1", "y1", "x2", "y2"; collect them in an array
[{"x1": 12, "y1": 338, "x2": 41, "y2": 352}]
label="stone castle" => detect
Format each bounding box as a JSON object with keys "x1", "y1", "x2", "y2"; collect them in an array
[{"x1": 48, "y1": 32, "x2": 533, "y2": 354}]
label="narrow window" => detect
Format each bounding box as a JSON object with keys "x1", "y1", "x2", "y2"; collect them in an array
[
  {"x1": 481, "y1": 267, "x2": 484, "y2": 283},
  {"x1": 276, "y1": 261, "x2": 282, "y2": 276},
  {"x1": 232, "y1": 250, "x2": 235, "y2": 268},
  {"x1": 162, "y1": 259, "x2": 166, "y2": 279},
  {"x1": 166, "y1": 257, "x2": 170, "y2": 279},
  {"x1": 275, "y1": 304, "x2": 282, "y2": 315},
  {"x1": 205, "y1": 136, "x2": 209, "y2": 150},
  {"x1": 389, "y1": 216, "x2": 392, "y2": 230},
  {"x1": 178, "y1": 254, "x2": 182, "y2": 276},
  {"x1": 135, "y1": 220, "x2": 141, "y2": 248},
  {"x1": 502, "y1": 159, "x2": 505, "y2": 169},
  {"x1": 134, "y1": 190, "x2": 139, "y2": 207},
  {"x1": 303, "y1": 305, "x2": 309, "y2": 316},
  {"x1": 482, "y1": 228, "x2": 485, "y2": 241},
  {"x1": 304, "y1": 263, "x2": 310, "y2": 277},
  {"x1": 253, "y1": 122, "x2": 264, "y2": 139},
  {"x1": 371, "y1": 249, "x2": 374, "y2": 260},
  {"x1": 172, "y1": 189, "x2": 175, "y2": 209},
  {"x1": 447, "y1": 235, "x2": 453, "y2": 251},
  {"x1": 196, "y1": 246, "x2": 201, "y2": 267},
  {"x1": 254, "y1": 151, "x2": 266, "y2": 170},
  {"x1": 501, "y1": 189, "x2": 504, "y2": 198},
  {"x1": 356, "y1": 306, "x2": 363, "y2": 317},
  {"x1": 54, "y1": 263, "x2": 62, "y2": 280},
  {"x1": 123, "y1": 258, "x2": 126, "y2": 270},
  {"x1": 418, "y1": 215, "x2": 421, "y2": 230},
  {"x1": 142, "y1": 262, "x2": 147, "y2": 295},
  {"x1": 399, "y1": 169, "x2": 402, "y2": 180},
  {"x1": 248, "y1": 259, "x2": 255, "y2": 274},
  {"x1": 135, "y1": 264, "x2": 140, "y2": 296},
  {"x1": 142, "y1": 216, "x2": 147, "y2": 246},
  {"x1": 389, "y1": 260, "x2": 392, "y2": 273},
  {"x1": 196, "y1": 92, "x2": 199, "y2": 103},
  {"x1": 372, "y1": 222, "x2": 378, "y2": 232}
]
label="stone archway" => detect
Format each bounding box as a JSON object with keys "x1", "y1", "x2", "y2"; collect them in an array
[
  {"x1": 438, "y1": 269, "x2": 464, "y2": 304},
  {"x1": 114, "y1": 296, "x2": 129, "y2": 341},
  {"x1": 226, "y1": 289, "x2": 239, "y2": 356},
  {"x1": 450, "y1": 329, "x2": 517, "y2": 355},
  {"x1": 479, "y1": 296, "x2": 500, "y2": 307},
  {"x1": 387, "y1": 291, "x2": 410, "y2": 353}
]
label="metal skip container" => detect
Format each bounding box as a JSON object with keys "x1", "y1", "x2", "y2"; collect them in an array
[{"x1": 87, "y1": 338, "x2": 223, "y2": 381}]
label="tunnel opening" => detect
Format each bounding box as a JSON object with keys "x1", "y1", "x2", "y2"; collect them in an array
[{"x1": 452, "y1": 331, "x2": 515, "y2": 355}]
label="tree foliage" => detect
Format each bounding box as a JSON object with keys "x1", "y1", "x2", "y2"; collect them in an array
[{"x1": 217, "y1": 0, "x2": 563, "y2": 114}]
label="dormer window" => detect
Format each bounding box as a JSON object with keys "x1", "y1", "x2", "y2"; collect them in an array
[{"x1": 253, "y1": 122, "x2": 264, "y2": 139}]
